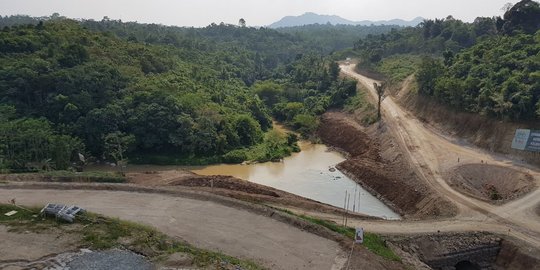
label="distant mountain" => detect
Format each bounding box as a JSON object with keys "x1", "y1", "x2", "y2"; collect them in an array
[{"x1": 269, "y1": 12, "x2": 424, "y2": 28}]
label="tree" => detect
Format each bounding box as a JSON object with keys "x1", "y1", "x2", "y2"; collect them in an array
[
  {"x1": 252, "y1": 81, "x2": 284, "y2": 107},
  {"x1": 104, "y1": 132, "x2": 135, "y2": 172},
  {"x1": 329, "y1": 61, "x2": 340, "y2": 81},
  {"x1": 239, "y1": 18, "x2": 246, "y2": 27},
  {"x1": 51, "y1": 135, "x2": 83, "y2": 170},
  {"x1": 501, "y1": 0, "x2": 540, "y2": 34},
  {"x1": 416, "y1": 57, "x2": 445, "y2": 95},
  {"x1": 373, "y1": 82, "x2": 386, "y2": 121},
  {"x1": 443, "y1": 50, "x2": 454, "y2": 66},
  {"x1": 235, "y1": 115, "x2": 263, "y2": 146},
  {"x1": 292, "y1": 114, "x2": 319, "y2": 136}
]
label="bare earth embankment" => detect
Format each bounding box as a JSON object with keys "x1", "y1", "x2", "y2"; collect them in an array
[
  {"x1": 318, "y1": 112, "x2": 457, "y2": 219},
  {"x1": 0, "y1": 225, "x2": 81, "y2": 262}
]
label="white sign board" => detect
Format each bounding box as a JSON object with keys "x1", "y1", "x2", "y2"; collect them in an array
[
  {"x1": 355, "y1": 227, "x2": 364, "y2": 244},
  {"x1": 512, "y1": 129, "x2": 530, "y2": 150}
]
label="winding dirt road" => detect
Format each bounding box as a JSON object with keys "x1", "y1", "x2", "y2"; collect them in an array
[
  {"x1": 339, "y1": 63, "x2": 540, "y2": 248},
  {"x1": 0, "y1": 189, "x2": 346, "y2": 270}
]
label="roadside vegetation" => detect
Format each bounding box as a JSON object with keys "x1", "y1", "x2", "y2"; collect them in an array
[
  {"x1": 298, "y1": 214, "x2": 400, "y2": 261},
  {"x1": 274, "y1": 208, "x2": 401, "y2": 262},
  {"x1": 344, "y1": 87, "x2": 378, "y2": 125},
  {"x1": 0, "y1": 203, "x2": 263, "y2": 269},
  {"x1": 373, "y1": 55, "x2": 422, "y2": 83}
]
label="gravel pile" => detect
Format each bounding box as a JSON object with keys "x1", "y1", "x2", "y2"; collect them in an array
[{"x1": 65, "y1": 249, "x2": 153, "y2": 270}]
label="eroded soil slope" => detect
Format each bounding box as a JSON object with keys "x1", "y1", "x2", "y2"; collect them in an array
[{"x1": 318, "y1": 112, "x2": 457, "y2": 218}]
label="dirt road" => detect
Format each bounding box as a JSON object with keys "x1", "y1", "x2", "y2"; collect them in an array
[
  {"x1": 0, "y1": 189, "x2": 346, "y2": 270},
  {"x1": 340, "y1": 63, "x2": 540, "y2": 248}
]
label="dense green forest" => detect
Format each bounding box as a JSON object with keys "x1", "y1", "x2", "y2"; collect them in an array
[
  {"x1": 275, "y1": 24, "x2": 402, "y2": 53},
  {"x1": 355, "y1": 0, "x2": 540, "y2": 121},
  {"x1": 0, "y1": 16, "x2": 362, "y2": 172}
]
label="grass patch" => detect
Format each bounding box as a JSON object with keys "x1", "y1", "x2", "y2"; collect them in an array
[
  {"x1": 374, "y1": 54, "x2": 422, "y2": 84},
  {"x1": 344, "y1": 88, "x2": 378, "y2": 125},
  {"x1": 0, "y1": 203, "x2": 263, "y2": 270},
  {"x1": 273, "y1": 208, "x2": 401, "y2": 262},
  {"x1": 0, "y1": 204, "x2": 38, "y2": 222},
  {"x1": 363, "y1": 232, "x2": 401, "y2": 261},
  {"x1": 43, "y1": 170, "x2": 126, "y2": 183}
]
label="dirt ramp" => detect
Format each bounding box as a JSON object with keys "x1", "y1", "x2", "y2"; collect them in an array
[
  {"x1": 170, "y1": 176, "x2": 280, "y2": 197},
  {"x1": 446, "y1": 164, "x2": 535, "y2": 204}
]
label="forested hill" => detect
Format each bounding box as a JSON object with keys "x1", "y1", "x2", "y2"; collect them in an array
[
  {"x1": 275, "y1": 24, "x2": 402, "y2": 52},
  {"x1": 0, "y1": 14, "x2": 398, "y2": 56},
  {"x1": 0, "y1": 17, "x2": 360, "y2": 172},
  {"x1": 354, "y1": 0, "x2": 540, "y2": 121}
]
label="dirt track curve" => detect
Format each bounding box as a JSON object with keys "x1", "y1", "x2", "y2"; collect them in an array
[
  {"x1": 0, "y1": 189, "x2": 346, "y2": 270},
  {"x1": 339, "y1": 63, "x2": 540, "y2": 248}
]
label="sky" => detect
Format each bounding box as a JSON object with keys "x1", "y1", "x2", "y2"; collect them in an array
[{"x1": 0, "y1": 0, "x2": 520, "y2": 27}]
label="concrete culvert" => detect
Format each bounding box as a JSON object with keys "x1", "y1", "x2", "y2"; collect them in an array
[{"x1": 455, "y1": 260, "x2": 481, "y2": 270}]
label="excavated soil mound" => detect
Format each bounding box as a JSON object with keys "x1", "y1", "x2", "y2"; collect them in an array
[
  {"x1": 446, "y1": 164, "x2": 535, "y2": 203},
  {"x1": 170, "y1": 176, "x2": 280, "y2": 197}
]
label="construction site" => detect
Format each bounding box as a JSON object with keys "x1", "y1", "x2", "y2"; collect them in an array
[{"x1": 0, "y1": 62, "x2": 539, "y2": 270}]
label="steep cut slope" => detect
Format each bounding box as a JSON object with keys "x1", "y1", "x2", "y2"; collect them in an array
[{"x1": 318, "y1": 112, "x2": 457, "y2": 218}]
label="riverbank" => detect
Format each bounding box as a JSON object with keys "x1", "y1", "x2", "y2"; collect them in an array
[{"x1": 129, "y1": 122, "x2": 300, "y2": 166}]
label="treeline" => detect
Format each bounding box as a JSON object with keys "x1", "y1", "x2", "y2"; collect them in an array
[
  {"x1": 354, "y1": 16, "x2": 498, "y2": 64},
  {"x1": 1, "y1": 14, "x2": 397, "y2": 77},
  {"x1": 354, "y1": 0, "x2": 540, "y2": 121},
  {"x1": 275, "y1": 24, "x2": 402, "y2": 54},
  {"x1": 0, "y1": 17, "x2": 357, "y2": 171}
]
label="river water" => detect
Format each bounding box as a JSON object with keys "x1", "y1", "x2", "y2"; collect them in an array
[{"x1": 189, "y1": 140, "x2": 399, "y2": 220}]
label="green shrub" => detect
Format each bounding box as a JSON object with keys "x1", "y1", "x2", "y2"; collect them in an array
[{"x1": 222, "y1": 149, "x2": 249, "y2": 164}]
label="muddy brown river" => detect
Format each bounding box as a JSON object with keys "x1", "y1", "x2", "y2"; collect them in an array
[{"x1": 188, "y1": 141, "x2": 400, "y2": 219}]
